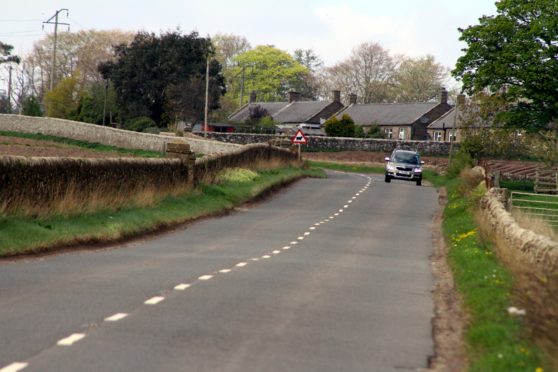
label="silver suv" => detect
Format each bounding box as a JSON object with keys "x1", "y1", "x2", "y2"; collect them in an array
[{"x1": 384, "y1": 149, "x2": 424, "y2": 186}]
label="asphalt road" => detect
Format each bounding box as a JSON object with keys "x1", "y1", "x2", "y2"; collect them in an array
[{"x1": 0, "y1": 171, "x2": 439, "y2": 372}]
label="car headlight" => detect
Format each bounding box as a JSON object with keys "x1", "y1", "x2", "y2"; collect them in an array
[
  {"x1": 414, "y1": 168, "x2": 422, "y2": 173},
  {"x1": 387, "y1": 164, "x2": 395, "y2": 171}
]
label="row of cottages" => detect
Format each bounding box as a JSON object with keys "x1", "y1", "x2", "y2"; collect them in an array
[{"x1": 228, "y1": 89, "x2": 454, "y2": 140}]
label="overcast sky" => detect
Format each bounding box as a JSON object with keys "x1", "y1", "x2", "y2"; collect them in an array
[{"x1": 1, "y1": 1, "x2": 497, "y2": 82}]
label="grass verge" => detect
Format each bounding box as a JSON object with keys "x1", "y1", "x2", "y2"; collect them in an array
[
  {"x1": 443, "y1": 177, "x2": 547, "y2": 372},
  {"x1": 0, "y1": 166, "x2": 324, "y2": 257},
  {"x1": 306, "y1": 160, "x2": 445, "y2": 187},
  {"x1": 0, "y1": 130, "x2": 164, "y2": 158}
]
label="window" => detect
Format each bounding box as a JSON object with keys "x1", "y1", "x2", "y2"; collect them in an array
[
  {"x1": 434, "y1": 131, "x2": 442, "y2": 142},
  {"x1": 398, "y1": 128, "x2": 406, "y2": 140},
  {"x1": 449, "y1": 130, "x2": 457, "y2": 142},
  {"x1": 384, "y1": 128, "x2": 392, "y2": 139}
]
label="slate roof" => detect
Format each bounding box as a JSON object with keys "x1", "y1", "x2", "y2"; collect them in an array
[
  {"x1": 428, "y1": 108, "x2": 456, "y2": 129},
  {"x1": 273, "y1": 101, "x2": 332, "y2": 123},
  {"x1": 229, "y1": 102, "x2": 290, "y2": 123},
  {"x1": 337, "y1": 102, "x2": 438, "y2": 126}
]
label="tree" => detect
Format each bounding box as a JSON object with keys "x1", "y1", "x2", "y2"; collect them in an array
[
  {"x1": 395, "y1": 55, "x2": 448, "y2": 102},
  {"x1": 231, "y1": 46, "x2": 308, "y2": 102},
  {"x1": 292, "y1": 49, "x2": 323, "y2": 100},
  {"x1": 44, "y1": 74, "x2": 81, "y2": 118},
  {"x1": 453, "y1": 0, "x2": 558, "y2": 132},
  {"x1": 99, "y1": 31, "x2": 226, "y2": 126},
  {"x1": 322, "y1": 42, "x2": 399, "y2": 104},
  {"x1": 212, "y1": 33, "x2": 251, "y2": 69},
  {"x1": 73, "y1": 82, "x2": 118, "y2": 124},
  {"x1": 324, "y1": 114, "x2": 356, "y2": 137},
  {"x1": 22, "y1": 96, "x2": 43, "y2": 117},
  {"x1": 0, "y1": 41, "x2": 20, "y2": 64}
]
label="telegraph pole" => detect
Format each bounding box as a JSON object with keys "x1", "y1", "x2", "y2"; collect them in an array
[
  {"x1": 7, "y1": 65, "x2": 12, "y2": 113},
  {"x1": 204, "y1": 56, "x2": 210, "y2": 137},
  {"x1": 43, "y1": 9, "x2": 69, "y2": 90}
]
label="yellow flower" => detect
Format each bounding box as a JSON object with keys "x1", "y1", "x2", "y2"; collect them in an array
[{"x1": 535, "y1": 368, "x2": 543, "y2": 372}]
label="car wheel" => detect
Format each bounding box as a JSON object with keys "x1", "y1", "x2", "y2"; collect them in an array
[
  {"x1": 416, "y1": 179, "x2": 422, "y2": 186},
  {"x1": 385, "y1": 175, "x2": 391, "y2": 183}
]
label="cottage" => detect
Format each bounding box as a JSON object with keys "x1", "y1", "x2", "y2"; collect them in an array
[
  {"x1": 334, "y1": 88, "x2": 453, "y2": 140},
  {"x1": 228, "y1": 90, "x2": 345, "y2": 135}
]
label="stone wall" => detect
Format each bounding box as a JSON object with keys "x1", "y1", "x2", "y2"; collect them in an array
[
  {"x1": 0, "y1": 114, "x2": 240, "y2": 154},
  {"x1": 195, "y1": 132, "x2": 456, "y2": 155},
  {"x1": 479, "y1": 188, "x2": 558, "y2": 273}
]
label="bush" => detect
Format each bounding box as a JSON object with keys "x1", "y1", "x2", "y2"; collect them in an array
[
  {"x1": 447, "y1": 151, "x2": 474, "y2": 179},
  {"x1": 324, "y1": 114, "x2": 355, "y2": 137},
  {"x1": 22, "y1": 96, "x2": 43, "y2": 117},
  {"x1": 124, "y1": 116, "x2": 157, "y2": 132}
]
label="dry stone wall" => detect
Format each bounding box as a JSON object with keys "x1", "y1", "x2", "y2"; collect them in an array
[
  {"x1": 196, "y1": 132, "x2": 455, "y2": 156},
  {"x1": 0, "y1": 114, "x2": 240, "y2": 154},
  {"x1": 480, "y1": 188, "x2": 558, "y2": 273}
]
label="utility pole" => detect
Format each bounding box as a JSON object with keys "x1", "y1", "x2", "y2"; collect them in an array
[
  {"x1": 204, "y1": 56, "x2": 210, "y2": 138},
  {"x1": 102, "y1": 79, "x2": 109, "y2": 126},
  {"x1": 239, "y1": 64, "x2": 245, "y2": 108},
  {"x1": 7, "y1": 65, "x2": 12, "y2": 113},
  {"x1": 43, "y1": 9, "x2": 70, "y2": 91}
]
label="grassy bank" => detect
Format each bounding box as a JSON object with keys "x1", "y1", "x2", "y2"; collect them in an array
[
  {"x1": 0, "y1": 130, "x2": 164, "y2": 158},
  {"x1": 443, "y1": 177, "x2": 547, "y2": 371},
  {"x1": 0, "y1": 166, "x2": 323, "y2": 257}
]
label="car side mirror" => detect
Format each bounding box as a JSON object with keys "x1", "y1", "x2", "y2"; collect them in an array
[{"x1": 384, "y1": 157, "x2": 390, "y2": 161}]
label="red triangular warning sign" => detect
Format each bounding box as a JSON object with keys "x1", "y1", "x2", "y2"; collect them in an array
[{"x1": 291, "y1": 129, "x2": 308, "y2": 144}]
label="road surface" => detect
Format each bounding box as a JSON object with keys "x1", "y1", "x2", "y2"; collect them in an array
[{"x1": 0, "y1": 171, "x2": 439, "y2": 371}]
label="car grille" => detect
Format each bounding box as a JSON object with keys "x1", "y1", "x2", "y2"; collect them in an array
[{"x1": 396, "y1": 166, "x2": 413, "y2": 171}]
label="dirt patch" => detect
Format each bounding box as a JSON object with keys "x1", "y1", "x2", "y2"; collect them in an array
[
  {"x1": 0, "y1": 136, "x2": 141, "y2": 158},
  {"x1": 428, "y1": 188, "x2": 468, "y2": 372}
]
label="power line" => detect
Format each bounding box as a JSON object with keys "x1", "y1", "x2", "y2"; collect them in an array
[{"x1": 42, "y1": 9, "x2": 70, "y2": 90}]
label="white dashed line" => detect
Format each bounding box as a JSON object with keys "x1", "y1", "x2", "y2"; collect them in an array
[
  {"x1": 105, "y1": 313, "x2": 128, "y2": 322},
  {"x1": 304, "y1": 232, "x2": 311, "y2": 236},
  {"x1": 283, "y1": 246, "x2": 290, "y2": 250},
  {"x1": 344, "y1": 205, "x2": 349, "y2": 208},
  {"x1": 356, "y1": 193, "x2": 360, "y2": 196},
  {"x1": 57, "y1": 333, "x2": 86, "y2": 346},
  {"x1": 251, "y1": 258, "x2": 260, "y2": 261},
  {"x1": 174, "y1": 283, "x2": 191, "y2": 290},
  {"x1": 0, "y1": 362, "x2": 28, "y2": 372},
  {"x1": 144, "y1": 296, "x2": 165, "y2": 305},
  {"x1": 262, "y1": 255, "x2": 271, "y2": 259},
  {"x1": 290, "y1": 241, "x2": 298, "y2": 245},
  {"x1": 314, "y1": 223, "x2": 320, "y2": 226},
  {"x1": 309, "y1": 227, "x2": 316, "y2": 230},
  {"x1": 339, "y1": 209, "x2": 344, "y2": 212},
  {"x1": 334, "y1": 213, "x2": 339, "y2": 216},
  {"x1": 198, "y1": 275, "x2": 213, "y2": 281},
  {"x1": 348, "y1": 200, "x2": 353, "y2": 203},
  {"x1": 329, "y1": 215, "x2": 334, "y2": 218},
  {"x1": 272, "y1": 250, "x2": 280, "y2": 254},
  {"x1": 219, "y1": 269, "x2": 231, "y2": 273},
  {"x1": 352, "y1": 197, "x2": 357, "y2": 200},
  {"x1": 236, "y1": 262, "x2": 247, "y2": 267},
  {"x1": 297, "y1": 236, "x2": 304, "y2": 240}
]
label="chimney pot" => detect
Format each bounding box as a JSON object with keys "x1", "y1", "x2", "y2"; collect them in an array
[
  {"x1": 288, "y1": 91, "x2": 301, "y2": 103},
  {"x1": 457, "y1": 94, "x2": 466, "y2": 106},
  {"x1": 249, "y1": 91, "x2": 257, "y2": 103},
  {"x1": 332, "y1": 90, "x2": 341, "y2": 103},
  {"x1": 349, "y1": 93, "x2": 358, "y2": 105},
  {"x1": 440, "y1": 87, "x2": 448, "y2": 104}
]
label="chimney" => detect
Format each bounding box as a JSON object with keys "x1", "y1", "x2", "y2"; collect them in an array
[
  {"x1": 440, "y1": 87, "x2": 448, "y2": 104},
  {"x1": 349, "y1": 93, "x2": 358, "y2": 105},
  {"x1": 249, "y1": 91, "x2": 257, "y2": 103},
  {"x1": 288, "y1": 91, "x2": 301, "y2": 103},
  {"x1": 332, "y1": 90, "x2": 341, "y2": 103},
  {"x1": 456, "y1": 94, "x2": 466, "y2": 107}
]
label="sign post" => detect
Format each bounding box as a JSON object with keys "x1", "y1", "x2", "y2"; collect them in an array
[{"x1": 291, "y1": 129, "x2": 308, "y2": 161}]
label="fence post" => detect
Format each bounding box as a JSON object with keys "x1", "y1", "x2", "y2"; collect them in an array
[{"x1": 165, "y1": 142, "x2": 195, "y2": 186}]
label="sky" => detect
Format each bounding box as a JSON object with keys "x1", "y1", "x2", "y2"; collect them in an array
[{"x1": 1, "y1": 0, "x2": 498, "y2": 89}]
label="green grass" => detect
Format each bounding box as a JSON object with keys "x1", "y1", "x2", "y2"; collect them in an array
[
  {"x1": 306, "y1": 160, "x2": 446, "y2": 187},
  {"x1": 0, "y1": 130, "x2": 164, "y2": 158},
  {"x1": 443, "y1": 178, "x2": 547, "y2": 372},
  {"x1": 500, "y1": 179, "x2": 535, "y2": 192},
  {"x1": 0, "y1": 166, "x2": 324, "y2": 257}
]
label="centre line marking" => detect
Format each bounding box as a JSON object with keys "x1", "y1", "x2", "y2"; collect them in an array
[
  {"x1": 334, "y1": 213, "x2": 339, "y2": 216},
  {"x1": 314, "y1": 223, "x2": 320, "y2": 226},
  {"x1": 174, "y1": 283, "x2": 191, "y2": 290},
  {"x1": 198, "y1": 275, "x2": 213, "y2": 281},
  {"x1": 57, "y1": 333, "x2": 86, "y2": 346},
  {"x1": 344, "y1": 205, "x2": 349, "y2": 208},
  {"x1": 309, "y1": 227, "x2": 316, "y2": 230},
  {"x1": 105, "y1": 313, "x2": 128, "y2": 322},
  {"x1": 272, "y1": 250, "x2": 280, "y2": 254},
  {"x1": 219, "y1": 269, "x2": 231, "y2": 273},
  {"x1": 297, "y1": 236, "x2": 304, "y2": 240},
  {"x1": 0, "y1": 362, "x2": 28, "y2": 372},
  {"x1": 251, "y1": 258, "x2": 260, "y2": 261},
  {"x1": 339, "y1": 209, "x2": 344, "y2": 212},
  {"x1": 262, "y1": 255, "x2": 271, "y2": 259},
  {"x1": 283, "y1": 246, "x2": 290, "y2": 250},
  {"x1": 290, "y1": 241, "x2": 298, "y2": 245},
  {"x1": 304, "y1": 232, "x2": 311, "y2": 236},
  {"x1": 145, "y1": 296, "x2": 165, "y2": 305},
  {"x1": 236, "y1": 262, "x2": 247, "y2": 267}
]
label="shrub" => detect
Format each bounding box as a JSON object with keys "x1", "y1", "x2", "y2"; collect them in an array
[
  {"x1": 22, "y1": 96, "x2": 43, "y2": 117},
  {"x1": 447, "y1": 151, "x2": 474, "y2": 179},
  {"x1": 324, "y1": 114, "x2": 355, "y2": 137},
  {"x1": 124, "y1": 116, "x2": 157, "y2": 132}
]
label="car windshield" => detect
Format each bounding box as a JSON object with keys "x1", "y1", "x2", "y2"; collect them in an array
[{"x1": 393, "y1": 152, "x2": 420, "y2": 165}]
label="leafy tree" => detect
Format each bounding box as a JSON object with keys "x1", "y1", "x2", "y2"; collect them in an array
[
  {"x1": 44, "y1": 74, "x2": 81, "y2": 119},
  {"x1": 367, "y1": 124, "x2": 384, "y2": 138},
  {"x1": 0, "y1": 41, "x2": 20, "y2": 64},
  {"x1": 354, "y1": 125, "x2": 366, "y2": 138},
  {"x1": 324, "y1": 114, "x2": 356, "y2": 137},
  {"x1": 245, "y1": 104, "x2": 271, "y2": 125},
  {"x1": 124, "y1": 116, "x2": 157, "y2": 132},
  {"x1": 231, "y1": 46, "x2": 308, "y2": 102},
  {"x1": 100, "y1": 31, "x2": 225, "y2": 126},
  {"x1": 22, "y1": 95, "x2": 43, "y2": 116},
  {"x1": 292, "y1": 49, "x2": 323, "y2": 100},
  {"x1": 453, "y1": 0, "x2": 558, "y2": 132},
  {"x1": 293, "y1": 49, "x2": 323, "y2": 73},
  {"x1": 73, "y1": 82, "x2": 118, "y2": 124},
  {"x1": 395, "y1": 55, "x2": 448, "y2": 102},
  {"x1": 212, "y1": 33, "x2": 251, "y2": 69}
]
